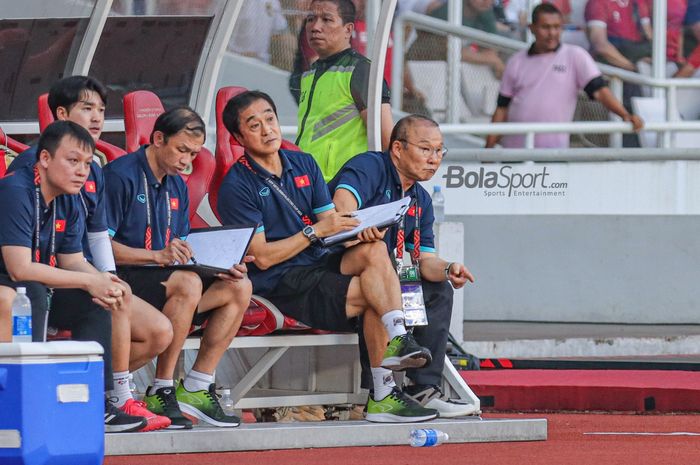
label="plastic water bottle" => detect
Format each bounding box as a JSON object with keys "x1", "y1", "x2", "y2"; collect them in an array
[
  {"x1": 220, "y1": 389, "x2": 235, "y2": 415},
  {"x1": 431, "y1": 186, "x2": 445, "y2": 223},
  {"x1": 409, "y1": 429, "x2": 448, "y2": 447},
  {"x1": 128, "y1": 374, "x2": 139, "y2": 399},
  {"x1": 11, "y1": 287, "x2": 32, "y2": 342}
]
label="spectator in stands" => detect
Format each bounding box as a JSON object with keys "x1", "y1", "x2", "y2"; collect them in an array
[
  {"x1": 0, "y1": 121, "x2": 150, "y2": 433},
  {"x1": 329, "y1": 114, "x2": 477, "y2": 417},
  {"x1": 7, "y1": 76, "x2": 174, "y2": 432},
  {"x1": 396, "y1": 0, "x2": 444, "y2": 17},
  {"x1": 219, "y1": 90, "x2": 437, "y2": 423},
  {"x1": 504, "y1": 0, "x2": 572, "y2": 38},
  {"x1": 229, "y1": 0, "x2": 296, "y2": 70},
  {"x1": 407, "y1": 0, "x2": 507, "y2": 79},
  {"x1": 675, "y1": 0, "x2": 700, "y2": 77},
  {"x1": 293, "y1": 0, "x2": 393, "y2": 181},
  {"x1": 104, "y1": 107, "x2": 252, "y2": 429},
  {"x1": 585, "y1": 0, "x2": 652, "y2": 71},
  {"x1": 486, "y1": 3, "x2": 643, "y2": 148}
]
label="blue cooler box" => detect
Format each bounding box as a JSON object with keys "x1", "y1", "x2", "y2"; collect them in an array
[{"x1": 0, "y1": 341, "x2": 104, "y2": 465}]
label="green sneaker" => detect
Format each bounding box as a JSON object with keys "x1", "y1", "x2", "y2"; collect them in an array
[
  {"x1": 381, "y1": 333, "x2": 432, "y2": 371},
  {"x1": 176, "y1": 381, "x2": 240, "y2": 427},
  {"x1": 366, "y1": 387, "x2": 438, "y2": 423},
  {"x1": 144, "y1": 386, "x2": 193, "y2": 429}
]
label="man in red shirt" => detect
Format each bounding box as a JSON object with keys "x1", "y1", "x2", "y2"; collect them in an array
[{"x1": 585, "y1": 0, "x2": 652, "y2": 71}]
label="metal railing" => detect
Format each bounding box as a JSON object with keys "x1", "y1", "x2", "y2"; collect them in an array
[{"x1": 391, "y1": 10, "x2": 700, "y2": 149}]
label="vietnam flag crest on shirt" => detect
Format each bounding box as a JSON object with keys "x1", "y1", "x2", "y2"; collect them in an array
[
  {"x1": 55, "y1": 220, "x2": 66, "y2": 232},
  {"x1": 169, "y1": 198, "x2": 179, "y2": 210},
  {"x1": 84, "y1": 181, "x2": 96, "y2": 193},
  {"x1": 407, "y1": 206, "x2": 423, "y2": 217},
  {"x1": 294, "y1": 175, "x2": 310, "y2": 188}
]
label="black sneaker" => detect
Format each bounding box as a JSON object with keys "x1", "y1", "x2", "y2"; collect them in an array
[
  {"x1": 104, "y1": 398, "x2": 147, "y2": 433},
  {"x1": 381, "y1": 333, "x2": 432, "y2": 371},
  {"x1": 144, "y1": 386, "x2": 193, "y2": 429}
]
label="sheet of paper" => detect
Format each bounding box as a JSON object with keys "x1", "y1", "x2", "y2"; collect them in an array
[
  {"x1": 322, "y1": 197, "x2": 412, "y2": 246},
  {"x1": 185, "y1": 227, "x2": 255, "y2": 269}
]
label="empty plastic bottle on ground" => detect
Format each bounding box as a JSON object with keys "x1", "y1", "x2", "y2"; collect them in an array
[
  {"x1": 431, "y1": 186, "x2": 445, "y2": 223},
  {"x1": 220, "y1": 389, "x2": 235, "y2": 415},
  {"x1": 11, "y1": 287, "x2": 32, "y2": 342},
  {"x1": 409, "y1": 428, "x2": 448, "y2": 447}
]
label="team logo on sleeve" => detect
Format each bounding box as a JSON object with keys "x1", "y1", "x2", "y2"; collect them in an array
[
  {"x1": 55, "y1": 220, "x2": 66, "y2": 232},
  {"x1": 84, "y1": 181, "x2": 96, "y2": 193},
  {"x1": 294, "y1": 175, "x2": 310, "y2": 188},
  {"x1": 169, "y1": 198, "x2": 179, "y2": 210}
]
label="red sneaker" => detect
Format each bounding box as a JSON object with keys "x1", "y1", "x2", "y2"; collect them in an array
[{"x1": 120, "y1": 398, "x2": 171, "y2": 432}]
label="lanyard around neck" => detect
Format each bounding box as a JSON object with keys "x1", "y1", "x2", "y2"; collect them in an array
[
  {"x1": 33, "y1": 165, "x2": 57, "y2": 267},
  {"x1": 142, "y1": 171, "x2": 172, "y2": 250},
  {"x1": 238, "y1": 155, "x2": 313, "y2": 226},
  {"x1": 396, "y1": 194, "x2": 421, "y2": 264}
]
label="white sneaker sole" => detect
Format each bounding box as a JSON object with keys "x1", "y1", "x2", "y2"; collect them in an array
[
  {"x1": 178, "y1": 401, "x2": 240, "y2": 428},
  {"x1": 426, "y1": 401, "x2": 480, "y2": 418},
  {"x1": 366, "y1": 412, "x2": 438, "y2": 423}
]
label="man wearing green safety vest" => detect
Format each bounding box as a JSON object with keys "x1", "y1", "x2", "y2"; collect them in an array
[{"x1": 295, "y1": 0, "x2": 393, "y2": 181}]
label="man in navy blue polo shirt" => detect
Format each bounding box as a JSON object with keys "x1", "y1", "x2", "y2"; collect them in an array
[
  {"x1": 0, "y1": 121, "x2": 149, "y2": 433},
  {"x1": 104, "y1": 107, "x2": 252, "y2": 429},
  {"x1": 329, "y1": 114, "x2": 477, "y2": 418},
  {"x1": 218, "y1": 90, "x2": 437, "y2": 423},
  {"x1": 7, "y1": 76, "x2": 174, "y2": 432}
]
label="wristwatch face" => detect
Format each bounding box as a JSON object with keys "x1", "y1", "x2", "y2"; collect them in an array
[{"x1": 303, "y1": 226, "x2": 317, "y2": 242}]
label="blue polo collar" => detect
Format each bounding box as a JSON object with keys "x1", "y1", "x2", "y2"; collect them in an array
[
  {"x1": 136, "y1": 145, "x2": 169, "y2": 188},
  {"x1": 244, "y1": 150, "x2": 294, "y2": 180},
  {"x1": 384, "y1": 150, "x2": 416, "y2": 197}
]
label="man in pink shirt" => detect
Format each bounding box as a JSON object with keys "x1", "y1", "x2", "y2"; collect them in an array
[{"x1": 486, "y1": 3, "x2": 643, "y2": 148}]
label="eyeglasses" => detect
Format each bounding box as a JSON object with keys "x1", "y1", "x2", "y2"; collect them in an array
[{"x1": 398, "y1": 139, "x2": 448, "y2": 159}]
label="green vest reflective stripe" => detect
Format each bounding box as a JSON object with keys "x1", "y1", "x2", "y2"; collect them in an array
[{"x1": 296, "y1": 61, "x2": 368, "y2": 182}]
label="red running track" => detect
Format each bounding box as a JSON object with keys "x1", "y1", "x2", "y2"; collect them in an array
[
  {"x1": 461, "y1": 370, "x2": 700, "y2": 412},
  {"x1": 104, "y1": 413, "x2": 700, "y2": 465}
]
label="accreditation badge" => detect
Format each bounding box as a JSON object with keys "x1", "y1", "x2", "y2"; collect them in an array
[{"x1": 398, "y1": 265, "x2": 428, "y2": 327}]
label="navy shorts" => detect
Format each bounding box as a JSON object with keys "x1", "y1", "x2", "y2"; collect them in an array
[{"x1": 265, "y1": 253, "x2": 357, "y2": 332}]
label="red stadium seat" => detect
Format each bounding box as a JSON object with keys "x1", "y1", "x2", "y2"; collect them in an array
[
  {"x1": 37, "y1": 93, "x2": 127, "y2": 163},
  {"x1": 210, "y1": 86, "x2": 248, "y2": 221},
  {"x1": 123, "y1": 90, "x2": 164, "y2": 153},
  {"x1": 209, "y1": 86, "x2": 301, "y2": 220},
  {"x1": 0, "y1": 126, "x2": 30, "y2": 177},
  {"x1": 122, "y1": 90, "x2": 215, "y2": 227}
]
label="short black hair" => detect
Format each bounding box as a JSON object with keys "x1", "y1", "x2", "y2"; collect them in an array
[
  {"x1": 310, "y1": 0, "x2": 356, "y2": 24},
  {"x1": 222, "y1": 90, "x2": 278, "y2": 138},
  {"x1": 532, "y1": 2, "x2": 562, "y2": 24},
  {"x1": 390, "y1": 114, "x2": 440, "y2": 148},
  {"x1": 47, "y1": 75, "x2": 108, "y2": 119},
  {"x1": 36, "y1": 120, "x2": 96, "y2": 161},
  {"x1": 150, "y1": 106, "x2": 206, "y2": 144}
]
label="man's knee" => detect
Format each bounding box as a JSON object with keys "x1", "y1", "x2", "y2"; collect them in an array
[
  {"x1": 166, "y1": 271, "x2": 203, "y2": 300},
  {"x1": 226, "y1": 277, "x2": 253, "y2": 304},
  {"x1": 355, "y1": 241, "x2": 393, "y2": 268},
  {"x1": 150, "y1": 317, "x2": 174, "y2": 354}
]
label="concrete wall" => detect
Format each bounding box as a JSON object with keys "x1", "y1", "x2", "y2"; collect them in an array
[{"x1": 457, "y1": 215, "x2": 700, "y2": 324}]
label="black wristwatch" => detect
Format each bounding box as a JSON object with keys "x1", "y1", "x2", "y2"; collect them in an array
[{"x1": 302, "y1": 225, "x2": 318, "y2": 244}]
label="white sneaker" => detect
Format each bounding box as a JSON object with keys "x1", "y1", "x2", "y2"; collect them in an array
[{"x1": 405, "y1": 385, "x2": 480, "y2": 418}]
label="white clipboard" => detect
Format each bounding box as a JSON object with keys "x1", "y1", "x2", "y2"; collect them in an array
[{"x1": 319, "y1": 197, "x2": 413, "y2": 247}]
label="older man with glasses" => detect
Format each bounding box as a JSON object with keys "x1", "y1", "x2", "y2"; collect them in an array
[{"x1": 329, "y1": 114, "x2": 478, "y2": 418}]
